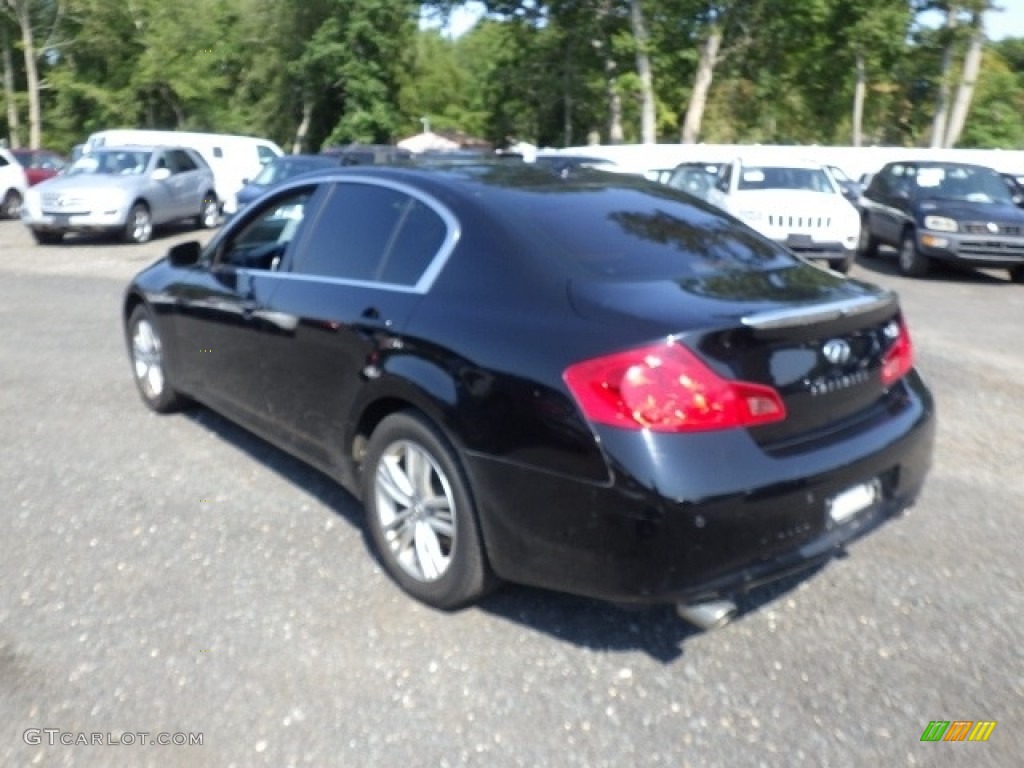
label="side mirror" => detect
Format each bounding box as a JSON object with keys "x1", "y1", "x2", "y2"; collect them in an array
[
  {"x1": 167, "y1": 240, "x2": 202, "y2": 268},
  {"x1": 1013, "y1": 194, "x2": 1023, "y2": 207},
  {"x1": 151, "y1": 168, "x2": 171, "y2": 181}
]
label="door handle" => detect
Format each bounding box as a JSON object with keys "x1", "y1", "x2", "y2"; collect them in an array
[{"x1": 361, "y1": 306, "x2": 393, "y2": 328}]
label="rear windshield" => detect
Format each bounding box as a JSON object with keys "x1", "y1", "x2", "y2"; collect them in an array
[{"x1": 496, "y1": 186, "x2": 794, "y2": 280}]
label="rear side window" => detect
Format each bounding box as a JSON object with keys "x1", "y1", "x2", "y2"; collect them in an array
[
  {"x1": 257, "y1": 145, "x2": 277, "y2": 165},
  {"x1": 292, "y1": 182, "x2": 448, "y2": 287}
]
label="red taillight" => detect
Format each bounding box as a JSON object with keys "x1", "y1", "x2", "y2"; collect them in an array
[
  {"x1": 881, "y1": 317, "x2": 914, "y2": 386},
  {"x1": 563, "y1": 341, "x2": 786, "y2": 432}
]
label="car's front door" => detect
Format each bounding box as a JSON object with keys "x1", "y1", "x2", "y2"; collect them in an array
[{"x1": 168, "y1": 185, "x2": 324, "y2": 428}]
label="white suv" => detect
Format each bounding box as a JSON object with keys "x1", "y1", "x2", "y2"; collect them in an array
[
  {"x1": 0, "y1": 148, "x2": 29, "y2": 218},
  {"x1": 708, "y1": 157, "x2": 860, "y2": 272}
]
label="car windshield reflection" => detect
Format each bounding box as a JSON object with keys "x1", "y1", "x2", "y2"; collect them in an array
[{"x1": 68, "y1": 150, "x2": 152, "y2": 177}]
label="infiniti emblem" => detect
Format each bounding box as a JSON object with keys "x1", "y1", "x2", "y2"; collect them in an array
[{"x1": 822, "y1": 339, "x2": 851, "y2": 365}]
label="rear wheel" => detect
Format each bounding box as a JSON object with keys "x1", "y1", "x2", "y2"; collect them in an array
[
  {"x1": 1010, "y1": 265, "x2": 1024, "y2": 284},
  {"x1": 31, "y1": 229, "x2": 63, "y2": 245},
  {"x1": 2, "y1": 189, "x2": 22, "y2": 218},
  {"x1": 898, "y1": 230, "x2": 930, "y2": 277},
  {"x1": 362, "y1": 411, "x2": 497, "y2": 610},
  {"x1": 123, "y1": 202, "x2": 153, "y2": 244},
  {"x1": 195, "y1": 193, "x2": 220, "y2": 229},
  {"x1": 127, "y1": 304, "x2": 186, "y2": 413},
  {"x1": 857, "y1": 219, "x2": 878, "y2": 259}
]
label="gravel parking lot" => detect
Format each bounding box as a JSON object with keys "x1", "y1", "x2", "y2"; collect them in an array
[{"x1": 1, "y1": 219, "x2": 1021, "y2": 767}]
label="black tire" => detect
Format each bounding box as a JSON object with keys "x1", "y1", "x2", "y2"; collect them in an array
[
  {"x1": 123, "y1": 202, "x2": 153, "y2": 244},
  {"x1": 195, "y1": 193, "x2": 220, "y2": 229},
  {"x1": 830, "y1": 253, "x2": 854, "y2": 274},
  {"x1": 126, "y1": 304, "x2": 186, "y2": 413},
  {"x1": 362, "y1": 411, "x2": 497, "y2": 610},
  {"x1": 31, "y1": 229, "x2": 63, "y2": 245},
  {"x1": 897, "y1": 229, "x2": 930, "y2": 277},
  {"x1": 857, "y1": 218, "x2": 878, "y2": 259},
  {"x1": 1010, "y1": 266, "x2": 1024, "y2": 284},
  {"x1": 2, "y1": 189, "x2": 22, "y2": 219}
]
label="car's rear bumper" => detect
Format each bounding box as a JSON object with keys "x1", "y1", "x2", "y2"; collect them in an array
[
  {"x1": 466, "y1": 372, "x2": 935, "y2": 604},
  {"x1": 917, "y1": 230, "x2": 1024, "y2": 267}
]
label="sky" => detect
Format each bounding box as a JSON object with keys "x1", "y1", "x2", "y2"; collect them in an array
[{"x1": 428, "y1": 2, "x2": 1024, "y2": 42}]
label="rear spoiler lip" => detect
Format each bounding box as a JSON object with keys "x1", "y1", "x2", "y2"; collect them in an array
[{"x1": 740, "y1": 292, "x2": 898, "y2": 330}]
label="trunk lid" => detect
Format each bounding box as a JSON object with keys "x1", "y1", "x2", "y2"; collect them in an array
[{"x1": 569, "y1": 265, "x2": 905, "y2": 445}]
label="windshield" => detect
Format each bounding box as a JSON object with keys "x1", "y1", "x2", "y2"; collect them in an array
[
  {"x1": 68, "y1": 150, "x2": 152, "y2": 177},
  {"x1": 912, "y1": 165, "x2": 1014, "y2": 205},
  {"x1": 737, "y1": 166, "x2": 836, "y2": 193}
]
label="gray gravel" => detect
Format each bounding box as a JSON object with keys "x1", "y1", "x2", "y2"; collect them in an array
[{"x1": 1, "y1": 220, "x2": 1021, "y2": 767}]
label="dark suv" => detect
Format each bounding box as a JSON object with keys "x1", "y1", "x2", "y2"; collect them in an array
[{"x1": 858, "y1": 160, "x2": 1024, "y2": 281}]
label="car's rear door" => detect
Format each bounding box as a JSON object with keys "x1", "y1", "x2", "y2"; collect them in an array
[{"x1": 254, "y1": 178, "x2": 455, "y2": 467}]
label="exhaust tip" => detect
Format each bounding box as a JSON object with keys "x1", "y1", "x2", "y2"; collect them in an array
[{"x1": 676, "y1": 599, "x2": 737, "y2": 631}]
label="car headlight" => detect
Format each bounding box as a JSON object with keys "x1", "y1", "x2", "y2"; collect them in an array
[{"x1": 923, "y1": 215, "x2": 958, "y2": 233}]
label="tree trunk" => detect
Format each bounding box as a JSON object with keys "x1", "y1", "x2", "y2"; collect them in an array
[
  {"x1": 292, "y1": 98, "x2": 313, "y2": 154},
  {"x1": 7, "y1": 1, "x2": 40, "y2": 148},
  {"x1": 943, "y1": 11, "x2": 984, "y2": 148},
  {"x1": 563, "y1": 34, "x2": 573, "y2": 146},
  {"x1": 929, "y1": 8, "x2": 957, "y2": 149},
  {"x1": 631, "y1": 0, "x2": 655, "y2": 144},
  {"x1": 852, "y1": 50, "x2": 866, "y2": 147},
  {"x1": 606, "y1": 55, "x2": 623, "y2": 144},
  {"x1": 681, "y1": 25, "x2": 721, "y2": 144},
  {"x1": 1, "y1": 22, "x2": 19, "y2": 148}
]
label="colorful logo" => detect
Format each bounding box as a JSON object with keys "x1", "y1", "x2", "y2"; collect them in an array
[{"x1": 920, "y1": 720, "x2": 996, "y2": 742}]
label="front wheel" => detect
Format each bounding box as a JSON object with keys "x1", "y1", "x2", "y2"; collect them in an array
[
  {"x1": 123, "y1": 203, "x2": 153, "y2": 244},
  {"x1": 362, "y1": 411, "x2": 497, "y2": 610},
  {"x1": 898, "y1": 230, "x2": 930, "y2": 277},
  {"x1": 31, "y1": 229, "x2": 63, "y2": 245},
  {"x1": 2, "y1": 189, "x2": 22, "y2": 218},
  {"x1": 857, "y1": 220, "x2": 878, "y2": 259},
  {"x1": 830, "y1": 253, "x2": 854, "y2": 274},
  {"x1": 126, "y1": 305, "x2": 186, "y2": 413}
]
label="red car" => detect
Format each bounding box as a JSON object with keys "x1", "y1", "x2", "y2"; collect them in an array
[{"x1": 11, "y1": 149, "x2": 67, "y2": 186}]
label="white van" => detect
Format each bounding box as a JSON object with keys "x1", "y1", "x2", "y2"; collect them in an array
[{"x1": 83, "y1": 130, "x2": 283, "y2": 215}]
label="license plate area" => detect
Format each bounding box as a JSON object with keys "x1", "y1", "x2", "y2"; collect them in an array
[{"x1": 827, "y1": 479, "x2": 881, "y2": 524}]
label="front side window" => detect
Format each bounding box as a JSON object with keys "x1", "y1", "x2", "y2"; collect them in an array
[
  {"x1": 292, "y1": 182, "x2": 448, "y2": 287},
  {"x1": 218, "y1": 188, "x2": 315, "y2": 271}
]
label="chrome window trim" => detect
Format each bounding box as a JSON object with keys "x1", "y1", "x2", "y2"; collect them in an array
[{"x1": 283, "y1": 175, "x2": 461, "y2": 294}]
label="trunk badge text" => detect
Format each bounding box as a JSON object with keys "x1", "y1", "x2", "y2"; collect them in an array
[{"x1": 822, "y1": 338, "x2": 852, "y2": 365}]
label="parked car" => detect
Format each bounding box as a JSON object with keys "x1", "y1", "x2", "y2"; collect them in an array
[
  {"x1": 320, "y1": 143, "x2": 412, "y2": 166},
  {"x1": 858, "y1": 160, "x2": 1024, "y2": 281},
  {"x1": 662, "y1": 161, "x2": 725, "y2": 202},
  {"x1": 83, "y1": 129, "x2": 283, "y2": 217},
  {"x1": 0, "y1": 147, "x2": 29, "y2": 218},
  {"x1": 11, "y1": 148, "x2": 68, "y2": 186},
  {"x1": 231, "y1": 154, "x2": 343, "y2": 219},
  {"x1": 122, "y1": 164, "x2": 934, "y2": 628},
  {"x1": 708, "y1": 158, "x2": 861, "y2": 272},
  {"x1": 21, "y1": 145, "x2": 219, "y2": 244}
]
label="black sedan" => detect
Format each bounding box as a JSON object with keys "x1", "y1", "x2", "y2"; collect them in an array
[
  {"x1": 858, "y1": 160, "x2": 1024, "y2": 281},
  {"x1": 123, "y1": 164, "x2": 934, "y2": 629}
]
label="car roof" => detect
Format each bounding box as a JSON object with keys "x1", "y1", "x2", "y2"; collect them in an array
[{"x1": 264, "y1": 161, "x2": 658, "y2": 205}]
